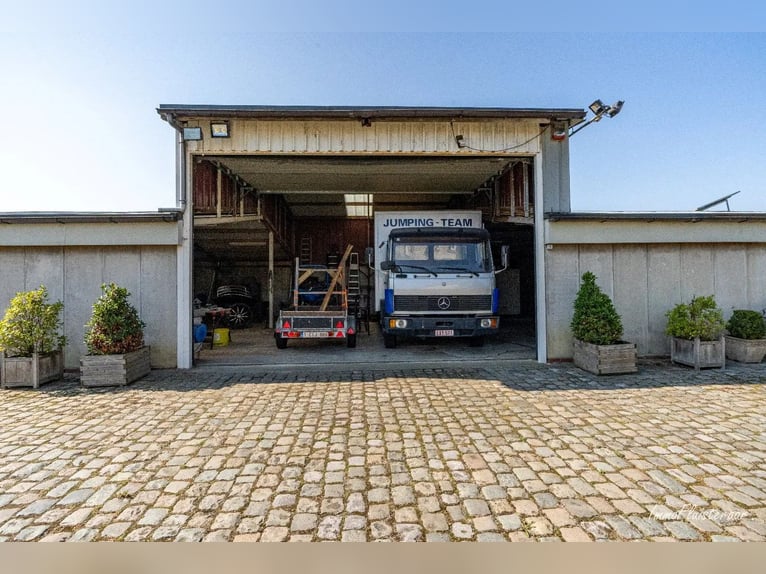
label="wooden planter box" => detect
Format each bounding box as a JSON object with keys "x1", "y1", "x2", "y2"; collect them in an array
[
  {"x1": 670, "y1": 337, "x2": 725, "y2": 370},
  {"x1": 725, "y1": 335, "x2": 766, "y2": 363},
  {"x1": 573, "y1": 339, "x2": 637, "y2": 375},
  {"x1": 80, "y1": 346, "x2": 151, "y2": 387},
  {"x1": 1, "y1": 350, "x2": 64, "y2": 389}
]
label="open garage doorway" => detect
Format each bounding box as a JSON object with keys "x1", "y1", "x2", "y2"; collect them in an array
[{"x1": 189, "y1": 154, "x2": 538, "y2": 367}]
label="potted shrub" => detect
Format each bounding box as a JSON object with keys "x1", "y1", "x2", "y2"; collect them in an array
[
  {"x1": 0, "y1": 286, "x2": 65, "y2": 389},
  {"x1": 80, "y1": 283, "x2": 150, "y2": 387},
  {"x1": 570, "y1": 271, "x2": 637, "y2": 375},
  {"x1": 665, "y1": 295, "x2": 726, "y2": 370},
  {"x1": 725, "y1": 309, "x2": 766, "y2": 363}
]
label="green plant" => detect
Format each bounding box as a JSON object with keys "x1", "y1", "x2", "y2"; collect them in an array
[
  {"x1": 665, "y1": 295, "x2": 725, "y2": 341},
  {"x1": 84, "y1": 283, "x2": 145, "y2": 355},
  {"x1": 570, "y1": 271, "x2": 624, "y2": 345},
  {"x1": 726, "y1": 310, "x2": 766, "y2": 340},
  {"x1": 0, "y1": 286, "x2": 65, "y2": 357}
]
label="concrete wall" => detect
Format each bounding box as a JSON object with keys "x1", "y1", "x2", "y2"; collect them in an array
[
  {"x1": 0, "y1": 246, "x2": 178, "y2": 369},
  {"x1": 545, "y1": 242, "x2": 766, "y2": 359}
]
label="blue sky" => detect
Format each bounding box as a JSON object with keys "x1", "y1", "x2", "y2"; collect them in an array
[{"x1": 2, "y1": 5, "x2": 764, "y2": 212}]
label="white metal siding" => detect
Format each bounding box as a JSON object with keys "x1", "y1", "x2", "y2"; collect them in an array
[
  {"x1": 188, "y1": 119, "x2": 544, "y2": 155},
  {"x1": 545, "y1": 242, "x2": 766, "y2": 359}
]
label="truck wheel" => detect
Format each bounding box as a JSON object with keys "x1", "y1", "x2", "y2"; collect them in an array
[
  {"x1": 383, "y1": 334, "x2": 397, "y2": 348},
  {"x1": 347, "y1": 334, "x2": 357, "y2": 348},
  {"x1": 469, "y1": 335, "x2": 485, "y2": 347},
  {"x1": 275, "y1": 336, "x2": 287, "y2": 349}
]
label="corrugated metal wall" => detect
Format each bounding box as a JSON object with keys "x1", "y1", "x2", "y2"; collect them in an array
[{"x1": 187, "y1": 120, "x2": 543, "y2": 155}]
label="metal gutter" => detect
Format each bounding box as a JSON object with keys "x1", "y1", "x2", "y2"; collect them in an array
[
  {"x1": 545, "y1": 211, "x2": 766, "y2": 222},
  {"x1": 157, "y1": 104, "x2": 586, "y2": 122},
  {"x1": 0, "y1": 211, "x2": 182, "y2": 224}
]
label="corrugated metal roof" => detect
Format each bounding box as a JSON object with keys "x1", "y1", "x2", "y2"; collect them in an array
[
  {"x1": 0, "y1": 211, "x2": 182, "y2": 224},
  {"x1": 157, "y1": 104, "x2": 586, "y2": 122}
]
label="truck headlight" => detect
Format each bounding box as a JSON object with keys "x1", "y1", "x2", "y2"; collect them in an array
[
  {"x1": 389, "y1": 319, "x2": 408, "y2": 329},
  {"x1": 480, "y1": 318, "x2": 497, "y2": 328}
]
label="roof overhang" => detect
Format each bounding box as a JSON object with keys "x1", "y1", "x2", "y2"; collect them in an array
[
  {"x1": 545, "y1": 211, "x2": 766, "y2": 223},
  {"x1": 0, "y1": 211, "x2": 182, "y2": 225},
  {"x1": 544, "y1": 211, "x2": 766, "y2": 245},
  {"x1": 157, "y1": 104, "x2": 586, "y2": 124}
]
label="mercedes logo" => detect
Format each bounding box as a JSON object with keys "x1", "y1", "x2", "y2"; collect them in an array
[{"x1": 437, "y1": 297, "x2": 451, "y2": 310}]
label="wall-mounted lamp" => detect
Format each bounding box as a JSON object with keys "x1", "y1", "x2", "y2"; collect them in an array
[
  {"x1": 569, "y1": 99, "x2": 624, "y2": 137},
  {"x1": 455, "y1": 134, "x2": 466, "y2": 148},
  {"x1": 182, "y1": 127, "x2": 202, "y2": 141},
  {"x1": 360, "y1": 117, "x2": 372, "y2": 127},
  {"x1": 210, "y1": 121, "x2": 230, "y2": 138},
  {"x1": 551, "y1": 121, "x2": 568, "y2": 141}
]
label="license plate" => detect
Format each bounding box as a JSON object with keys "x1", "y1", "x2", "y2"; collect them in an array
[
  {"x1": 302, "y1": 332, "x2": 329, "y2": 338},
  {"x1": 434, "y1": 329, "x2": 454, "y2": 337}
]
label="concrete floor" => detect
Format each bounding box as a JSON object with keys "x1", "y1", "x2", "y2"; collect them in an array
[{"x1": 196, "y1": 318, "x2": 537, "y2": 368}]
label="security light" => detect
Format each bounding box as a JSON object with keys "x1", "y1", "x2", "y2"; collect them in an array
[
  {"x1": 606, "y1": 101, "x2": 624, "y2": 118},
  {"x1": 589, "y1": 99, "x2": 608, "y2": 116},
  {"x1": 182, "y1": 127, "x2": 202, "y2": 141},
  {"x1": 569, "y1": 98, "x2": 625, "y2": 137},
  {"x1": 210, "y1": 121, "x2": 230, "y2": 138}
]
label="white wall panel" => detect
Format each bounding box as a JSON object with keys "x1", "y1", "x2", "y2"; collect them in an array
[
  {"x1": 545, "y1": 242, "x2": 766, "y2": 360},
  {"x1": 679, "y1": 246, "x2": 715, "y2": 301},
  {"x1": 746, "y1": 245, "x2": 766, "y2": 311},
  {"x1": 646, "y1": 246, "x2": 681, "y2": 355},
  {"x1": 713, "y1": 245, "x2": 748, "y2": 317},
  {"x1": 0, "y1": 246, "x2": 177, "y2": 369},
  {"x1": 190, "y1": 119, "x2": 543, "y2": 156},
  {"x1": 544, "y1": 246, "x2": 580, "y2": 359},
  {"x1": 613, "y1": 246, "x2": 649, "y2": 355}
]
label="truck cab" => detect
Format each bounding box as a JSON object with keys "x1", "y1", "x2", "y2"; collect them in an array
[{"x1": 378, "y1": 225, "x2": 505, "y2": 348}]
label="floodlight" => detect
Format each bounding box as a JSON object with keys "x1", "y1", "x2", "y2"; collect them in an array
[
  {"x1": 210, "y1": 121, "x2": 230, "y2": 138},
  {"x1": 589, "y1": 99, "x2": 608, "y2": 115},
  {"x1": 606, "y1": 101, "x2": 624, "y2": 118},
  {"x1": 182, "y1": 127, "x2": 202, "y2": 141}
]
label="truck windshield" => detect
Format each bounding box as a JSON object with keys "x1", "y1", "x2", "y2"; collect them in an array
[{"x1": 390, "y1": 237, "x2": 492, "y2": 274}]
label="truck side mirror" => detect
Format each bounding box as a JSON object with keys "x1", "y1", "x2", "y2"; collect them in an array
[
  {"x1": 495, "y1": 245, "x2": 510, "y2": 274},
  {"x1": 380, "y1": 260, "x2": 394, "y2": 271}
]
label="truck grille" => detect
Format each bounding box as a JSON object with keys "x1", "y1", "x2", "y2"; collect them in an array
[{"x1": 394, "y1": 295, "x2": 492, "y2": 312}]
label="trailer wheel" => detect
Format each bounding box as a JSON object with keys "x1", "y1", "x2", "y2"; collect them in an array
[
  {"x1": 469, "y1": 335, "x2": 485, "y2": 347},
  {"x1": 383, "y1": 334, "x2": 397, "y2": 348},
  {"x1": 347, "y1": 334, "x2": 357, "y2": 348},
  {"x1": 275, "y1": 336, "x2": 287, "y2": 349}
]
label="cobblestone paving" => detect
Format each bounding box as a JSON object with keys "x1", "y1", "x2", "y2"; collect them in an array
[{"x1": 0, "y1": 360, "x2": 764, "y2": 542}]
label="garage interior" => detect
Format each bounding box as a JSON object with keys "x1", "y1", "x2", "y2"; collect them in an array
[{"x1": 191, "y1": 153, "x2": 539, "y2": 365}]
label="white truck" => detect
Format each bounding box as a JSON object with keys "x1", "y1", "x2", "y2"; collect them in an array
[{"x1": 373, "y1": 211, "x2": 508, "y2": 348}]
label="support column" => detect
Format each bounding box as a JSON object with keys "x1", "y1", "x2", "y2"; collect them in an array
[
  {"x1": 534, "y1": 152, "x2": 547, "y2": 364},
  {"x1": 268, "y1": 230, "x2": 274, "y2": 329}
]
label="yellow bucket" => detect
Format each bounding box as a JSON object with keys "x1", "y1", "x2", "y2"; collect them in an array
[{"x1": 213, "y1": 328, "x2": 230, "y2": 347}]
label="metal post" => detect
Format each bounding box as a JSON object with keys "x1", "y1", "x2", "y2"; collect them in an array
[{"x1": 268, "y1": 230, "x2": 274, "y2": 329}]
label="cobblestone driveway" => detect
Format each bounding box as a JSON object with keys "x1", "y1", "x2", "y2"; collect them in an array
[{"x1": 1, "y1": 361, "x2": 764, "y2": 542}]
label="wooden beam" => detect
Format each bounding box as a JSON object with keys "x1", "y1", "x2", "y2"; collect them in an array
[{"x1": 319, "y1": 244, "x2": 353, "y2": 311}]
